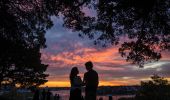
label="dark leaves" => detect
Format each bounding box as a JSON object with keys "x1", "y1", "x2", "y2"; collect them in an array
[
  {"x1": 56, "y1": 0, "x2": 170, "y2": 67},
  {"x1": 0, "y1": 0, "x2": 51, "y2": 87}
]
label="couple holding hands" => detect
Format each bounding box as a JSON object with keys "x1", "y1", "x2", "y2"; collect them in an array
[{"x1": 69, "y1": 61, "x2": 99, "y2": 100}]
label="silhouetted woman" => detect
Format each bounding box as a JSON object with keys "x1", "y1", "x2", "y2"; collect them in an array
[{"x1": 69, "y1": 67, "x2": 83, "y2": 100}]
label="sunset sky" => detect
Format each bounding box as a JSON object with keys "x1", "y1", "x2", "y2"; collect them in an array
[{"x1": 40, "y1": 15, "x2": 170, "y2": 87}]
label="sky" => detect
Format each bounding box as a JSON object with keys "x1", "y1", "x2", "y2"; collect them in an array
[{"x1": 40, "y1": 15, "x2": 170, "y2": 87}]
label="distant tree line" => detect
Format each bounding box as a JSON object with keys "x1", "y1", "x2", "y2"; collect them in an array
[
  {"x1": 135, "y1": 75, "x2": 170, "y2": 100},
  {"x1": 119, "y1": 75, "x2": 170, "y2": 100}
]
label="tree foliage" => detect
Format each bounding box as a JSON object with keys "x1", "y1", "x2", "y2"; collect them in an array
[
  {"x1": 0, "y1": 0, "x2": 55, "y2": 87},
  {"x1": 49, "y1": 0, "x2": 170, "y2": 67},
  {"x1": 1, "y1": 0, "x2": 170, "y2": 87}
]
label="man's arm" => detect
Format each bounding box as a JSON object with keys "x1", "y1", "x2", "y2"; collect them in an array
[
  {"x1": 97, "y1": 73, "x2": 99, "y2": 86},
  {"x1": 95, "y1": 71, "x2": 99, "y2": 87},
  {"x1": 82, "y1": 73, "x2": 86, "y2": 86}
]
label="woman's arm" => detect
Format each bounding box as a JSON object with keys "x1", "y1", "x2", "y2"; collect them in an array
[{"x1": 74, "y1": 76, "x2": 83, "y2": 86}]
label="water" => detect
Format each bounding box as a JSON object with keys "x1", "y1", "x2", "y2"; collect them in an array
[{"x1": 51, "y1": 90, "x2": 134, "y2": 100}]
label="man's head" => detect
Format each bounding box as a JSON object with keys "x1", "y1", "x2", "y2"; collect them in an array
[{"x1": 85, "y1": 61, "x2": 93, "y2": 71}]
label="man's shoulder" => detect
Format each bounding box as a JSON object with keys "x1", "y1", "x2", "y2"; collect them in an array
[
  {"x1": 84, "y1": 71, "x2": 91, "y2": 76},
  {"x1": 85, "y1": 69, "x2": 98, "y2": 75},
  {"x1": 92, "y1": 69, "x2": 98, "y2": 74}
]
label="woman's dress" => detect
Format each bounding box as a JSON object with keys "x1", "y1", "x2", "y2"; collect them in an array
[{"x1": 69, "y1": 76, "x2": 83, "y2": 100}]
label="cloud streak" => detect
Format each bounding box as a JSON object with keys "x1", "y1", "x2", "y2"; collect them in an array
[{"x1": 41, "y1": 17, "x2": 170, "y2": 87}]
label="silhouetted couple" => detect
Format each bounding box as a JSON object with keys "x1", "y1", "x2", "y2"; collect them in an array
[{"x1": 69, "y1": 61, "x2": 99, "y2": 100}]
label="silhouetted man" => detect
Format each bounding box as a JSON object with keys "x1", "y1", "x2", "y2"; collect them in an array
[{"x1": 83, "y1": 61, "x2": 99, "y2": 100}]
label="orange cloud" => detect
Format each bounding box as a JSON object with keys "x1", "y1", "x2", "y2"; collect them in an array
[
  {"x1": 41, "y1": 75, "x2": 170, "y2": 87},
  {"x1": 41, "y1": 79, "x2": 141, "y2": 87},
  {"x1": 47, "y1": 46, "x2": 128, "y2": 67},
  {"x1": 41, "y1": 43, "x2": 170, "y2": 87},
  {"x1": 41, "y1": 81, "x2": 70, "y2": 87},
  {"x1": 40, "y1": 80, "x2": 124, "y2": 87}
]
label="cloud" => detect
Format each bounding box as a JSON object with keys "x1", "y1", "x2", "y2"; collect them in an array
[{"x1": 41, "y1": 17, "x2": 170, "y2": 87}]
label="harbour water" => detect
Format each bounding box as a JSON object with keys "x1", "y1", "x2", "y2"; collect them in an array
[{"x1": 51, "y1": 90, "x2": 135, "y2": 100}]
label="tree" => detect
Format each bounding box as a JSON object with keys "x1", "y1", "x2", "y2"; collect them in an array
[
  {"x1": 1, "y1": 0, "x2": 170, "y2": 87},
  {"x1": 49, "y1": 0, "x2": 170, "y2": 67},
  {"x1": 0, "y1": 0, "x2": 55, "y2": 87},
  {"x1": 135, "y1": 75, "x2": 170, "y2": 100}
]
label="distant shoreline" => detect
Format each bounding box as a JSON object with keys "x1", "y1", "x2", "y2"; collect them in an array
[
  {"x1": 40, "y1": 85, "x2": 140, "y2": 95},
  {"x1": 40, "y1": 85, "x2": 140, "y2": 89}
]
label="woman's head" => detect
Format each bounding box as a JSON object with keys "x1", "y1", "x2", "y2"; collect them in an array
[{"x1": 70, "y1": 67, "x2": 79, "y2": 81}]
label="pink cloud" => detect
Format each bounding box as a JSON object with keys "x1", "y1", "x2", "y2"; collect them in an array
[{"x1": 44, "y1": 46, "x2": 127, "y2": 67}]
